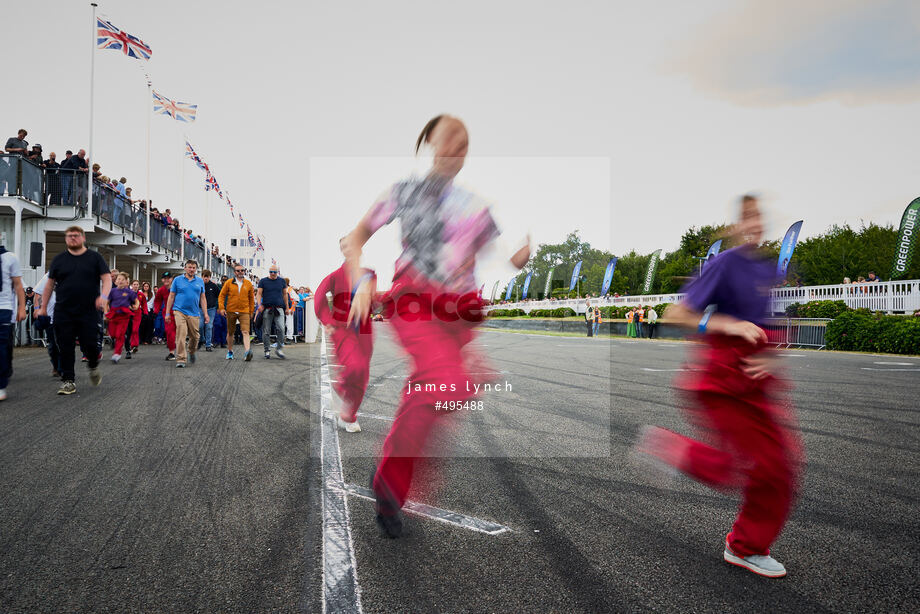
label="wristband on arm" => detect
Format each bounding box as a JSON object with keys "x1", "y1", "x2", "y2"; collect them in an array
[{"x1": 698, "y1": 310, "x2": 713, "y2": 334}]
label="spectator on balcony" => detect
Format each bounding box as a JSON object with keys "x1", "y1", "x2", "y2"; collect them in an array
[
  {"x1": 4, "y1": 129, "x2": 28, "y2": 156},
  {"x1": 27, "y1": 144, "x2": 44, "y2": 166},
  {"x1": 59, "y1": 150, "x2": 75, "y2": 205},
  {"x1": 69, "y1": 150, "x2": 89, "y2": 205},
  {"x1": 91, "y1": 163, "x2": 101, "y2": 181},
  {"x1": 45, "y1": 152, "x2": 61, "y2": 205},
  {"x1": 867, "y1": 271, "x2": 882, "y2": 283},
  {"x1": 842, "y1": 277, "x2": 852, "y2": 284},
  {"x1": 163, "y1": 209, "x2": 173, "y2": 225}
]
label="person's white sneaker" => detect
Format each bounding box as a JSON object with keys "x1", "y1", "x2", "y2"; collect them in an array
[
  {"x1": 337, "y1": 416, "x2": 361, "y2": 433},
  {"x1": 723, "y1": 547, "x2": 787, "y2": 578},
  {"x1": 111, "y1": 353, "x2": 121, "y2": 364},
  {"x1": 0, "y1": 388, "x2": 7, "y2": 401}
]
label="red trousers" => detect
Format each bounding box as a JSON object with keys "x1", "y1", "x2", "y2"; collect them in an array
[
  {"x1": 108, "y1": 312, "x2": 132, "y2": 356},
  {"x1": 163, "y1": 313, "x2": 176, "y2": 352},
  {"x1": 668, "y1": 337, "x2": 802, "y2": 557},
  {"x1": 372, "y1": 272, "x2": 482, "y2": 514},
  {"x1": 131, "y1": 309, "x2": 142, "y2": 348},
  {"x1": 331, "y1": 326, "x2": 373, "y2": 422}
]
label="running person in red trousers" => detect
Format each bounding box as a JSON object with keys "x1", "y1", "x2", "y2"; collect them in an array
[
  {"x1": 153, "y1": 272, "x2": 177, "y2": 360},
  {"x1": 344, "y1": 115, "x2": 530, "y2": 537},
  {"x1": 315, "y1": 236, "x2": 377, "y2": 433},
  {"x1": 129, "y1": 279, "x2": 147, "y2": 353},
  {"x1": 106, "y1": 273, "x2": 139, "y2": 363},
  {"x1": 636, "y1": 195, "x2": 803, "y2": 578}
]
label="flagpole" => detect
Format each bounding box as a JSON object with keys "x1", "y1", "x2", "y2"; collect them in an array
[
  {"x1": 87, "y1": 3, "x2": 97, "y2": 220},
  {"x1": 179, "y1": 132, "x2": 185, "y2": 259},
  {"x1": 146, "y1": 82, "x2": 152, "y2": 245}
]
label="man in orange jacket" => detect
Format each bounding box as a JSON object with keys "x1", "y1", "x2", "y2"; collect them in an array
[{"x1": 217, "y1": 264, "x2": 255, "y2": 361}]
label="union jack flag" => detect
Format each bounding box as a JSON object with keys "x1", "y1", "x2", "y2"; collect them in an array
[
  {"x1": 205, "y1": 172, "x2": 222, "y2": 198},
  {"x1": 246, "y1": 225, "x2": 256, "y2": 247},
  {"x1": 256, "y1": 235, "x2": 265, "y2": 252},
  {"x1": 97, "y1": 18, "x2": 152, "y2": 60},
  {"x1": 238, "y1": 212, "x2": 245, "y2": 229},
  {"x1": 185, "y1": 141, "x2": 208, "y2": 171},
  {"x1": 153, "y1": 90, "x2": 197, "y2": 123}
]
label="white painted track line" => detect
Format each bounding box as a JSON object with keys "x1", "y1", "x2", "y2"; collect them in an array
[{"x1": 319, "y1": 331, "x2": 363, "y2": 614}]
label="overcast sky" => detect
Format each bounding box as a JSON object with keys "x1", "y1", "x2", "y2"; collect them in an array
[{"x1": 6, "y1": 0, "x2": 919, "y2": 289}]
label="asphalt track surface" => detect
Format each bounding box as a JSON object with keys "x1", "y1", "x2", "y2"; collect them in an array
[{"x1": 0, "y1": 326, "x2": 917, "y2": 612}]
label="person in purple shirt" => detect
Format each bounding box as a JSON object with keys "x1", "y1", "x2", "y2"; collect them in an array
[
  {"x1": 635, "y1": 194, "x2": 803, "y2": 579},
  {"x1": 106, "y1": 272, "x2": 139, "y2": 363}
]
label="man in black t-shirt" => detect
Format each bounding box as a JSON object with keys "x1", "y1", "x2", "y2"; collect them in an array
[
  {"x1": 256, "y1": 266, "x2": 289, "y2": 359},
  {"x1": 36, "y1": 226, "x2": 111, "y2": 395},
  {"x1": 201, "y1": 269, "x2": 221, "y2": 351}
]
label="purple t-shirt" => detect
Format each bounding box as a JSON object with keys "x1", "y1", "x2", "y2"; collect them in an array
[
  {"x1": 109, "y1": 287, "x2": 137, "y2": 310},
  {"x1": 682, "y1": 246, "x2": 776, "y2": 326}
]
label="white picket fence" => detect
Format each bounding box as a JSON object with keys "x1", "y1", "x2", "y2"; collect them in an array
[{"x1": 491, "y1": 279, "x2": 920, "y2": 315}]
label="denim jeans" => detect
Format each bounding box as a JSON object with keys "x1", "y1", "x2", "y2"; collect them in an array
[
  {"x1": 203, "y1": 307, "x2": 216, "y2": 347},
  {"x1": 0, "y1": 310, "x2": 11, "y2": 389},
  {"x1": 262, "y1": 307, "x2": 285, "y2": 351}
]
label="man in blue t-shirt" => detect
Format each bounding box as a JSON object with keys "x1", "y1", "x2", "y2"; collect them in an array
[
  {"x1": 165, "y1": 259, "x2": 209, "y2": 368},
  {"x1": 257, "y1": 265, "x2": 289, "y2": 359}
]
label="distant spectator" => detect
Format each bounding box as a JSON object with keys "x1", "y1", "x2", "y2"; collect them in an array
[
  {"x1": 91, "y1": 163, "x2": 101, "y2": 180},
  {"x1": 646, "y1": 306, "x2": 658, "y2": 339},
  {"x1": 44, "y1": 152, "x2": 61, "y2": 205},
  {"x1": 584, "y1": 299, "x2": 593, "y2": 337},
  {"x1": 72, "y1": 149, "x2": 87, "y2": 171},
  {"x1": 116, "y1": 177, "x2": 127, "y2": 197},
  {"x1": 27, "y1": 144, "x2": 43, "y2": 166},
  {"x1": 842, "y1": 277, "x2": 851, "y2": 284},
  {"x1": 4, "y1": 129, "x2": 28, "y2": 156},
  {"x1": 867, "y1": 271, "x2": 881, "y2": 282}
]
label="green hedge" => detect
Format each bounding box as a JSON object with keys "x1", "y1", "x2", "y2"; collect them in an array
[
  {"x1": 490, "y1": 303, "x2": 673, "y2": 319},
  {"x1": 528, "y1": 308, "x2": 577, "y2": 318},
  {"x1": 488, "y1": 308, "x2": 527, "y2": 317},
  {"x1": 785, "y1": 300, "x2": 850, "y2": 319},
  {"x1": 826, "y1": 311, "x2": 920, "y2": 354}
]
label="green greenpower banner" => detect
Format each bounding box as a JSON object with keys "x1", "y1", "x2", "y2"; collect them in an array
[
  {"x1": 642, "y1": 249, "x2": 661, "y2": 294},
  {"x1": 543, "y1": 267, "x2": 554, "y2": 298},
  {"x1": 890, "y1": 197, "x2": 920, "y2": 280}
]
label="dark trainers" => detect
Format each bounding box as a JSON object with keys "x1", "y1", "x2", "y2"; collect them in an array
[
  {"x1": 189, "y1": 352, "x2": 197, "y2": 365},
  {"x1": 244, "y1": 349, "x2": 253, "y2": 361},
  {"x1": 371, "y1": 473, "x2": 403, "y2": 537},
  {"x1": 375, "y1": 512, "x2": 403, "y2": 538},
  {"x1": 264, "y1": 351, "x2": 271, "y2": 359},
  {"x1": 88, "y1": 367, "x2": 102, "y2": 387},
  {"x1": 165, "y1": 353, "x2": 176, "y2": 361},
  {"x1": 58, "y1": 380, "x2": 76, "y2": 395}
]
